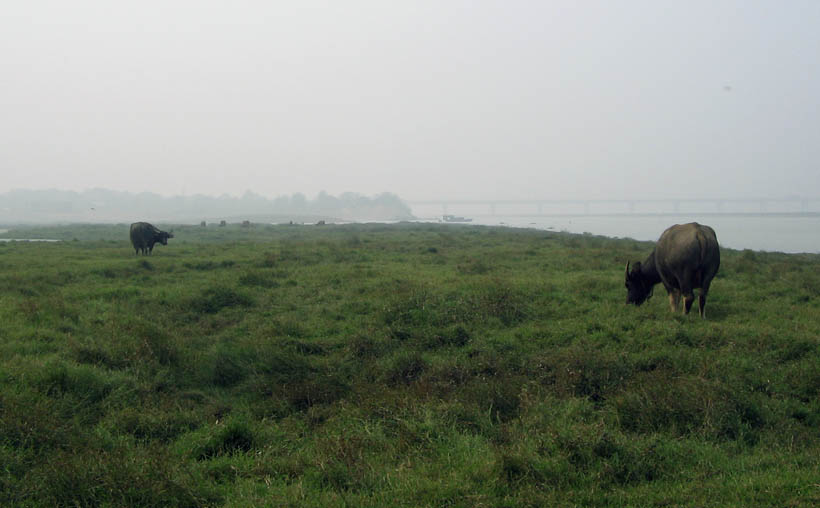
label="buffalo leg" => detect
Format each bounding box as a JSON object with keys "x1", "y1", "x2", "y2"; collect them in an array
[
  {"x1": 698, "y1": 281, "x2": 712, "y2": 319},
  {"x1": 682, "y1": 292, "x2": 695, "y2": 314},
  {"x1": 668, "y1": 290, "x2": 681, "y2": 312},
  {"x1": 676, "y1": 271, "x2": 695, "y2": 315},
  {"x1": 679, "y1": 280, "x2": 694, "y2": 314}
]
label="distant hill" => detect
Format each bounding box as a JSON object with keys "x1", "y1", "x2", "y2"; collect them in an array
[{"x1": 0, "y1": 189, "x2": 414, "y2": 224}]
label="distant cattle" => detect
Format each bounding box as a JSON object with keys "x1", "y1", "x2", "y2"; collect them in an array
[
  {"x1": 219, "y1": 220, "x2": 226, "y2": 227},
  {"x1": 242, "y1": 220, "x2": 251, "y2": 227},
  {"x1": 130, "y1": 222, "x2": 173, "y2": 255},
  {"x1": 625, "y1": 222, "x2": 720, "y2": 318},
  {"x1": 200, "y1": 221, "x2": 207, "y2": 227}
]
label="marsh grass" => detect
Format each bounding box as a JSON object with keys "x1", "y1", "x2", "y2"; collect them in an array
[{"x1": 0, "y1": 223, "x2": 818, "y2": 506}]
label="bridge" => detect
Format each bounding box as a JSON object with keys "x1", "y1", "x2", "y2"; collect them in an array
[{"x1": 408, "y1": 198, "x2": 820, "y2": 217}]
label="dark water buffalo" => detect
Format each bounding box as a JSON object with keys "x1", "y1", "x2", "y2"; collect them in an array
[
  {"x1": 130, "y1": 222, "x2": 173, "y2": 255},
  {"x1": 625, "y1": 222, "x2": 720, "y2": 318}
]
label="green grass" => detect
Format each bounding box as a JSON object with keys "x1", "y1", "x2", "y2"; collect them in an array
[{"x1": 0, "y1": 223, "x2": 818, "y2": 506}]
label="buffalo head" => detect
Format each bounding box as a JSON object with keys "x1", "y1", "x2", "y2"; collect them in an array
[
  {"x1": 625, "y1": 261, "x2": 653, "y2": 306},
  {"x1": 158, "y1": 231, "x2": 174, "y2": 245}
]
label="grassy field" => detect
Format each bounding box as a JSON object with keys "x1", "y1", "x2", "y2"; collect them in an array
[{"x1": 0, "y1": 222, "x2": 818, "y2": 507}]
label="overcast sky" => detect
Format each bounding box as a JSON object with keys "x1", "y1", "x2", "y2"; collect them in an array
[{"x1": 1, "y1": 0, "x2": 818, "y2": 201}]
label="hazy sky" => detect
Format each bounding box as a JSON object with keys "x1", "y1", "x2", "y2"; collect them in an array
[{"x1": 1, "y1": 0, "x2": 819, "y2": 200}]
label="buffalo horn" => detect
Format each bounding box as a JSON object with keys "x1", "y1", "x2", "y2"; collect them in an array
[{"x1": 625, "y1": 261, "x2": 630, "y2": 279}]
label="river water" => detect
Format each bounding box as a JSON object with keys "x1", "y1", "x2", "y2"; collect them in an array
[
  {"x1": 411, "y1": 209, "x2": 820, "y2": 254},
  {"x1": 0, "y1": 238, "x2": 61, "y2": 242}
]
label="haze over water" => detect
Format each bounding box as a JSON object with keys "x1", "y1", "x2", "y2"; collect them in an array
[{"x1": 3, "y1": 2, "x2": 820, "y2": 203}]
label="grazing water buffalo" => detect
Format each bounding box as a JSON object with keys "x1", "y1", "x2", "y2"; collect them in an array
[
  {"x1": 130, "y1": 222, "x2": 173, "y2": 255},
  {"x1": 625, "y1": 222, "x2": 720, "y2": 318}
]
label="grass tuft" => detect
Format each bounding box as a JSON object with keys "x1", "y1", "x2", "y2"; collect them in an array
[{"x1": 189, "y1": 286, "x2": 254, "y2": 314}]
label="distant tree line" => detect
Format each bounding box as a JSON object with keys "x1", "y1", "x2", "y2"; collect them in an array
[{"x1": 0, "y1": 189, "x2": 414, "y2": 224}]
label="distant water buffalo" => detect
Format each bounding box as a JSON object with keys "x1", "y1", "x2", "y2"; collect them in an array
[
  {"x1": 625, "y1": 222, "x2": 720, "y2": 318},
  {"x1": 130, "y1": 222, "x2": 173, "y2": 255}
]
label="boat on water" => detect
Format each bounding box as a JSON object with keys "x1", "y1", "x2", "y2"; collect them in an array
[{"x1": 442, "y1": 214, "x2": 473, "y2": 223}]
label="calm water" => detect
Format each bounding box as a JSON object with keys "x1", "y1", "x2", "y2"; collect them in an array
[
  {"x1": 412, "y1": 210, "x2": 820, "y2": 254},
  {"x1": 0, "y1": 238, "x2": 60, "y2": 242}
]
